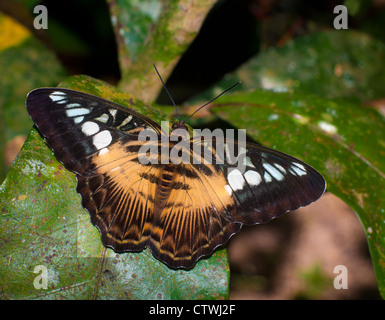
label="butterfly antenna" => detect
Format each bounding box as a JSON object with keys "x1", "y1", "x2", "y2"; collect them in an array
[
  {"x1": 185, "y1": 81, "x2": 241, "y2": 122},
  {"x1": 153, "y1": 63, "x2": 180, "y2": 122}
]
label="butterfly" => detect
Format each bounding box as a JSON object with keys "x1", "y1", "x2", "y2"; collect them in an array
[{"x1": 26, "y1": 76, "x2": 326, "y2": 270}]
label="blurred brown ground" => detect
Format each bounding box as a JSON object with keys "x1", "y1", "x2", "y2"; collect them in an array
[{"x1": 228, "y1": 192, "x2": 381, "y2": 299}]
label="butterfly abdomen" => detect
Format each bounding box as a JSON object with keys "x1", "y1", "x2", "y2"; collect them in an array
[{"x1": 154, "y1": 164, "x2": 178, "y2": 215}]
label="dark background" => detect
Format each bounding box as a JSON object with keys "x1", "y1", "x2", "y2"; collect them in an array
[{"x1": 1, "y1": 0, "x2": 384, "y2": 299}]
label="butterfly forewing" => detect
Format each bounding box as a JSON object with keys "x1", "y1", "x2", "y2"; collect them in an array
[
  {"x1": 27, "y1": 88, "x2": 163, "y2": 252},
  {"x1": 26, "y1": 88, "x2": 161, "y2": 173},
  {"x1": 26, "y1": 88, "x2": 326, "y2": 270},
  {"x1": 189, "y1": 137, "x2": 325, "y2": 225}
]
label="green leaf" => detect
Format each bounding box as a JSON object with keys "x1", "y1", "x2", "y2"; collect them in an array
[
  {"x1": 211, "y1": 89, "x2": 385, "y2": 298},
  {"x1": 0, "y1": 75, "x2": 230, "y2": 300},
  {"x1": 200, "y1": 30, "x2": 385, "y2": 103},
  {"x1": 107, "y1": 0, "x2": 217, "y2": 103},
  {"x1": 0, "y1": 12, "x2": 67, "y2": 180}
]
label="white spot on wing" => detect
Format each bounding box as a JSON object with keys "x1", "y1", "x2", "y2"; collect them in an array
[
  {"x1": 291, "y1": 167, "x2": 306, "y2": 176},
  {"x1": 117, "y1": 115, "x2": 133, "y2": 129},
  {"x1": 293, "y1": 162, "x2": 306, "y2": 171},
  {"x1": 263, "y1": 163, "x2": 285, "y2": 181},
  {"x1": 95, "y1": 113, "x2": 109, "y2": 123},
  {"x1": 109, "y1": 109, "x2": 117, "y2": 117},
  {"x1": 66, "y1": 108, "x2": 90, "y2": 117},
  {"x1": 49, "y1": 91, "x2": 66, "y2": 102},
  {"x1": 93, "y1": 130, "x2": 112, "y2": 149},
  {"x1": 65, "y1": 103, "x2": 82, "y2": 109},
  {"x1": 290, "y1": 162, "x2": 307, "y2": 176},
  {"x1": 264, "y1": 171, "x2": 273, "y2": 183},
  {"x1": 244, "y1": 170, "x2": 262, "y2": 186},
  {"x1": 274, "y1": 164, "x2": 286, "y2": 174},
  {"x1": 74, "y1": 116, "x2": 84, "y2": 124},
  {"x1": 81, "y1": 121, "x2": 99, "y2": 136},
  {"x1": 227, "y1": 169, "x2": 245, "y2": 191}
]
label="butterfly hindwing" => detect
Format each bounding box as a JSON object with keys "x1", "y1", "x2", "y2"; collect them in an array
[
  {"x1": 149, "y1": 162, "x2": 242, "y2": 268},
  {"x1": 76, "y1": 145, "x2": 160, "y2": 252}
]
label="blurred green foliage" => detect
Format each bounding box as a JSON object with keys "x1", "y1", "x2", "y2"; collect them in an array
[{"x1": 0, "y1": 0, "x2": 385, "y2": 299}]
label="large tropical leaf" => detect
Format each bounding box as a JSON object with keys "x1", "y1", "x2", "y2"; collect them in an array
[
  {"x1": 0, "y1": 75, "x2": 230, "y2": 300},
  {"x1": 211, "y1": 89, "x2": 385, "y2": 298},
  {"x1": 197, "y1": 30, "x2": 385, "y2": 104}
]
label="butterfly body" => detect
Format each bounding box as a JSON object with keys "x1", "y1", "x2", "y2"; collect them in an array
[
  {"x1": 26, "y1": 87, "x2": 326, "y2": 269},
  {"x1": 155, "y1": 163, "x2": 178, "y2": 215}
]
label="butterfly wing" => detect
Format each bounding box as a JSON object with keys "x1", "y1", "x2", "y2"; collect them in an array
[
  {"x1": 76, "y1": 146, "x2": 160, "y2": 252},
  {"x1": 27, "y1": 88, "x2": 326, "y2": 270},
  {"x1": 26, "y1": 88, "x2": 163, "y2": 252},
  {"x1": 151, "y1": 137, "x2": 325, "y2": 268},
  {"x1": 26, "y1": 88, "x2": 161, "y2": 174},
  {"x1": 148, "y1": 162, "x2": 242, "y2": 268},
  {"x1": 190, "y1": 137, "x2": 326, "y2": 225}
]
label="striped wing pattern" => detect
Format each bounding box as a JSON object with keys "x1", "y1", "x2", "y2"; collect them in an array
[{"x1": 26, "y1": 88, "x2": 326, "y2": 269}]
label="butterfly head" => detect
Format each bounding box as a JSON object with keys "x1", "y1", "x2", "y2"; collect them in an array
[
  {"x1": 170, "y1": 121, "x2": 191, "y2": 143},
  {"x1": 171, "y1": 121, "x2": 188, "y2": 132}
]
